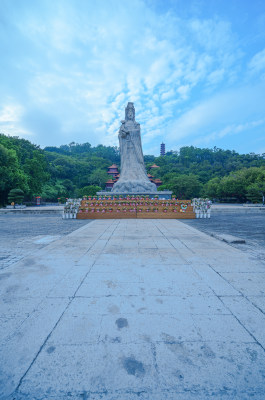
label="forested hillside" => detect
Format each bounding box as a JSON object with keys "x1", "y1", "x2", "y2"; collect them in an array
[
  {"x1": 152, "y1": 147, "x2": 265, "y2": 202},
  {"x1": 1, "y1": 134, "x2": 265, "y2": 205}
]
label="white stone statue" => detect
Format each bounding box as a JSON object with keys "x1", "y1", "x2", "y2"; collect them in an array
[{"x1": 112, "y1": 102, "x2": 157, "y2": 193}]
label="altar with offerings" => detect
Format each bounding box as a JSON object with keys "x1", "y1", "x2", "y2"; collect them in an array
[{"x1": 77, "y1": 196, "x2": 195, "y2": 219}]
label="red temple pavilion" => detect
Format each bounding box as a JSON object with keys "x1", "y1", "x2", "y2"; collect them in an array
[{"x1": 150, "y1": 163, "x2": 160, "y2": 169}]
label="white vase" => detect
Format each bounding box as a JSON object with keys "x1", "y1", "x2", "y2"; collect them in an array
[{"x1": 207, "y1": 212, "x2": 211, "y2": 218}]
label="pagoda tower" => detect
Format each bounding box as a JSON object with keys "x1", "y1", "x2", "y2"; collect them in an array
[
  {"x1": 160, "y1": 142, "x2": 165, "y2": 156},
  {"x1": 107, "y1": 164, "x2": 119, "y2": 177}
]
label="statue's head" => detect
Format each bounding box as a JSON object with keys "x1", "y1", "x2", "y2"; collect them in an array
[{"x1": 125, "y1": 102, "x2": 135, "y2": 121}]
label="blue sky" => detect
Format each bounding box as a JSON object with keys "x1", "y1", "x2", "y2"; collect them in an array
[{"x1": 1, "y1": 0, "x2": 265, "y2": 155}]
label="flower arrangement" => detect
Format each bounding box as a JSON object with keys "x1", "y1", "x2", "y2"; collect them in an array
[{"x1": 180, "y1": 204, "x2": 188, "y2": 213}]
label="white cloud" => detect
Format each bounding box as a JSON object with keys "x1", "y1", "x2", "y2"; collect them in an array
[
  {"x1": 0, "y1": 104, "x2": 32, "y2": 137},
  {"x1": 165, "y1": 83, "x2": 265, "y2": 147},
  {"x1": 194, "y1": 119, "x2": 265, "y2": 145},
  {"x1": 189, "y1": 18, "x2": 234, "y2": 52},
  {"x1": 207, "y1": 69, "x2": 225, "y2": 86},
  {"x1": 248, "y1": 49, "x2": 265, "y2": 74}
]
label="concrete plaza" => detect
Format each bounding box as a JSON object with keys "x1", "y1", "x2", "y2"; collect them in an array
[{"x1": 1, "y1": 219, "x2": 265, "y2": 399}]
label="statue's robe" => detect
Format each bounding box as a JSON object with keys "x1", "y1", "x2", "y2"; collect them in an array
[{"x1": 112, "y1": 120, "x2": 157, "y2": 193}]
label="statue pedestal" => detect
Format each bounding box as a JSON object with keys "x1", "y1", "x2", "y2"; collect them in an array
[{"x1": 96, "y1": 191, "x2": 172, "y2": 199}]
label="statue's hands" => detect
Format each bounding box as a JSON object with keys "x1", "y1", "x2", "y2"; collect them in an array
[{"x1": 120, "y1": 127, "x2": 128, "y2": 138}]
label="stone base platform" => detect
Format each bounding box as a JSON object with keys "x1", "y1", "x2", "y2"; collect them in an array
[
  {"x1": 96, "y1": 191, "x2": 172, "y2": 199},
  {"x1": 76, "y1": 213, "x2": 195, "y2": 219},
  {"x1": 77, "y1": 212, "x2": 195, "y2": 219}
]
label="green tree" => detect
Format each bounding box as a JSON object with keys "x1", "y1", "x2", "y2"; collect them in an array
[
  {"x1": 217, "y1": 175, "x2": 246, "y2": 201},
  {"x1": 87, "y1": 169, "x2": 109, "y2": 188},
  {"x1": 246, "y1": 182, "x2": 265, "y2": 204},
  {"x1": 8, "y1": 188, "x2": 24, "y2": 206},
  {"x1": 78, "y1": 185, "x2": 102, "y2": 197},
  {"x1": 0, "y1": 144, "x2": 29, "y2": 205},
  {"x1": 159, "y1": 174, "x2": 202, "y2": 199},
  {"x1": 204, "y1": 177, "x2": 221, "y2": 199},
  {"x1": 24, "y1": 152, "x2": 49, "y2": 196}
]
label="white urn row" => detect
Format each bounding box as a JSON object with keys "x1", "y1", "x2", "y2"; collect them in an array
[
  {"x1": 63, "y1": 212, "x2": 77, "y2": 219},
  {"x1": 195, "y1": 211, "x2": 211, "y2": 218}
]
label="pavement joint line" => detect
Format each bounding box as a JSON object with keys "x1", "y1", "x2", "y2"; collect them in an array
[
  {"x1": 158, "y1": 220, "x2": 197, "y2": 254},
  {"x1": 41, "y1": 339, "x2": 258, "y2": 347},
  {"x1": 188, "y1": 262, "x2": 265, "y2": 350},
  {"x1": 217, "y1": 296, "x2": 265, "y2": 352},
  {"x1": 13, "y1": 295, "x2": 74, "y2": 395},
  {"x1": 12, "y1": 389, "x2": 261, "y2": 399},
  {"x1": 209, "y1": 263, "x2": 258, "y2": 299},
  {"x1": 245, "y1": 297, "x2": 265, "y2": 318},
  {"x1": 73, "y1": 293, "x2": 223, "y2": 298},
  {"x1": 12, "y1": 220, "x2": 119, "y2": 396},
  {"x1": 2, "y1": 298, "x2": 46, "y2": 345},
  {"x1": 219, "y1": 271, "x2": 265, "y2": 273},
  {"x1": 209, "y1": 262, "x2": 263, "y2": 300},
  {"x1": 14, "y1": 388, "x2": 265, "y2": 399},
  {"x1": 153, "y1": 220, "x2": 187, "y2": 252}
]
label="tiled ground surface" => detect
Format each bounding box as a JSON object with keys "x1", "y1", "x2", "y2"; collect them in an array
[
  {"x1": 0, "y1": 218, "x2": 265, "y2": 399},
  {"x1": 182, "y1": 211, "x2": 265, "y2": 260},
  {"x1": 0, "y1": 214, "x2": 89, "y2": 270}
]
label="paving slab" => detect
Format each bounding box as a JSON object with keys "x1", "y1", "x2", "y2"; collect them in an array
[{"x1": 0, "y1": 219, "x2": 265, "y2": 400}]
